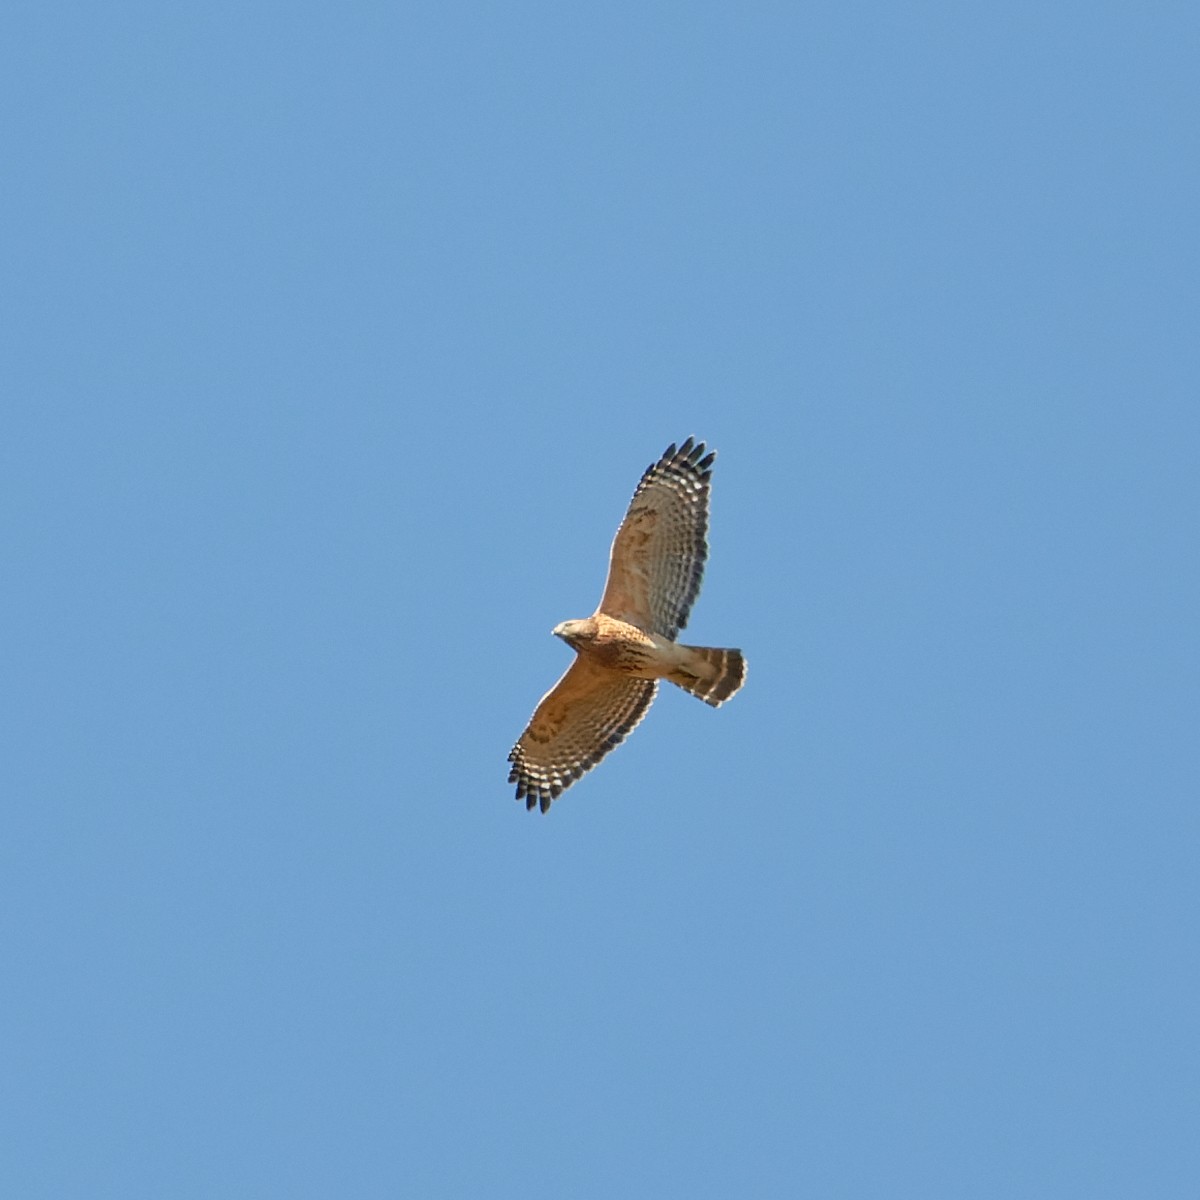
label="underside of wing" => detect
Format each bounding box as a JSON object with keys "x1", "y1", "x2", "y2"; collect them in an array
[
  {"x1": 597, "y1": 437, "x2": 715, "y2": 638},
  {"x1": 508, "y1": 657, "x2": 657, "y2": 812}
]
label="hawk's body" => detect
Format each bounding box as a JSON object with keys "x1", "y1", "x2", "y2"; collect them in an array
[{"x1": 508, "y1": 438, "x2": 746, "y2": 812}]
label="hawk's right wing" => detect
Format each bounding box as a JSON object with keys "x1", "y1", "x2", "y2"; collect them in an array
[{"x1": 508, "y1": 657, "x2": 657, "y2": 812}]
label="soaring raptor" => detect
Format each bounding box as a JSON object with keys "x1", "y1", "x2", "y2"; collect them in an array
[{"x1": 508, "y1": 437, "x2": 746, "y2": 812}]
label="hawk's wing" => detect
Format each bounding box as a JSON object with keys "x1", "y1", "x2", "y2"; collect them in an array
[
  {"x1": 508, "y1": 657, "x2": 657, "y2": 812},
  {"x1": 596, "y1": 437, "x2": 715, "y2": 638}
]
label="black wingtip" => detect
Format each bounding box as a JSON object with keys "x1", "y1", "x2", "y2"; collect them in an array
[{"x1": 663, "y1": 437, "x2": 713, "y2": 471}]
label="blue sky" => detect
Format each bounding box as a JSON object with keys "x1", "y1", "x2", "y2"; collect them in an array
[{"x1": 3, "y1": 2, "x2": 1197, "y2": 1196}]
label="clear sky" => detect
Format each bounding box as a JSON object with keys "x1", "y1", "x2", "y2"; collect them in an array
[{"x1": 3, "y1": 3, "x2": 1197, "y2": 1197}]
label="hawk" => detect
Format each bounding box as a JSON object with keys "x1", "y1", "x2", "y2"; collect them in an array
[{"x1": 508, "y1": 437, "x2": 746, "y2": 812}]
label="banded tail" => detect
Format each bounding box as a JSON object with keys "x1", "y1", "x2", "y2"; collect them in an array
[{"x1": 667, "y1": 645, "x2": 747, "y2": 707}]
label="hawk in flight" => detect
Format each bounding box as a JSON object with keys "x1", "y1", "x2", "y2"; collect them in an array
[{"x1": 508, "y1": 437, "x2": 746, "y2": 812}]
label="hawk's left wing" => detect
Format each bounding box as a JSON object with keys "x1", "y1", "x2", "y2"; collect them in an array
[{"x1": 596, "y1": 437, "x2": 715, "y2": 638}]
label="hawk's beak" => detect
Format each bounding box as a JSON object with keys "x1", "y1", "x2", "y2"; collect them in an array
[{"x1": 552, "y1": 623, "x2": 568, "y2": 641}]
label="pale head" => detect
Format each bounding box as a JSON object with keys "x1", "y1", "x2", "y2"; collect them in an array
[{"x1": 552, "y1": 618, "x2": 596, "y2": 648}]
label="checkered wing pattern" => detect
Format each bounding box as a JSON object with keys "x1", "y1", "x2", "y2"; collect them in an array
[
  {"x1": 508, "y1": 658, "x2": 657, "y2": 812},
  {"x1": 597, "y1": 437, "x2": 715, "y2": 639}
]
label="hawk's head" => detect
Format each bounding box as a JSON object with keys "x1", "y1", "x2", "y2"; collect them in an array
[{"x1": 552, "y1": 618, "x2": 596, "y2": 648}]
